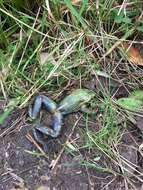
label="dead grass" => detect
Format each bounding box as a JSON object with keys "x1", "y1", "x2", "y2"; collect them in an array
[{"x1": 0, "y1": 1, "x2": 143, "y2": 189}]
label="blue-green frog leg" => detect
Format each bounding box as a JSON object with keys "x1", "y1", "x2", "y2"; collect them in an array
[
  {"x1": 28, "y1": 95, "x2": 57, "y2": 119},
  {"x1": 41, "y1": 95, "x2": 57, "y2": 114},
  {"x1": 52, "y1": 111, "x2": 63, "y2": 137},
  {"x1": 29, "y1": 96, "x2": 42, "y2": 119},
  {"x1": 35, "y1": 111, "x2": 62, "y2": 138}
]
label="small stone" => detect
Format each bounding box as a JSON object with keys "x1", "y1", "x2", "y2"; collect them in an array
[{"x1": 36, "y1": 186, "x2": 50, "y2": 190}]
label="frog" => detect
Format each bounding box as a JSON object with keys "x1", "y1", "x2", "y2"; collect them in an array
[
  {"x1": 57, "y1": 89, "x2": 95, "y2": 115},
  {"x1": 28, "y1": 89, "x2": 95, "y2": 141}
]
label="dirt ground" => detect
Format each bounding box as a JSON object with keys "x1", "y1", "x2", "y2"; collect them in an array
[{"x1": 0, "y1": 82, "x2": 143, "y2": 190}]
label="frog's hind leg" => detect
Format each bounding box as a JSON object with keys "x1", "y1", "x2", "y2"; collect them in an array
[
  {"x1": 35, "y1": 124, "x2": 59, "y2": 138},
  {"x1": 41, "y1": 95, "x2": 57, "y2": 114},
  {"x1": 28, "y1": 95, "x2": 42, "y2": 119},
  {"x1": 28, "y1": 95, "x2": 57, "y2": 119},
  {"x1": 52, "y1": 111, "x2": 63, "y2": 137},
  {"x1": 34, "y1": 110, "x2": 62, "y2": 138}
]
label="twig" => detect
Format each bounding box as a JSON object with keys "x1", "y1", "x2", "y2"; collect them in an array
[
  {"x1": 0, "y1": 112, "x2": 25, "y2": 138},
  {"x1": 139, "y1": 143, "x2": 143, "y2": 157},
  {"x1": 26, "y1": 133, "x2": 48, "y2": 159}
]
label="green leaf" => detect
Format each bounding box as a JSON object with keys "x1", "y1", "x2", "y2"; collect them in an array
[
  {"x1": 79, "y1": 0, "x2": 88, "y2": 16},
  {"x1": 0, "y1": 107, "x2": 13, "y2": 125},
  {"x1": 0, "y1": 98, "x2": 20, "y2": 124},
  {"x1": 114, "y1": 15, "x2": 124, "y2": 23},
  {"x1": 137, "y1": 25, "x2": 143, "y2": 32},
  {"x1": 114, "y1": 15, "x2": 131, "y2": 24},
  {"x1": 117, "y1": 97, "x2": 143, "y2": 111},
  {"x1": 122, "y1": 17, "x2": 131, "y2": 24},
  {"x1": 130, "y1": 90, "x2": 143, "y2": 101}
]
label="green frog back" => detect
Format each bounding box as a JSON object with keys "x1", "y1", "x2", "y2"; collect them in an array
[{"x1": 58, "y1": 89, "x2": 95, "y2": 115}]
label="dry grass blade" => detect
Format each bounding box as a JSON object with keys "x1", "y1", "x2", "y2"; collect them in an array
[
  {"x1": 45, "y1": 0, "x2": 54, "y2": 19},
  {"x1": 0, "y1": 8, "x2": 56, "y2": 40},
  {"x1": 0, "y1": 111, "x2": 24, "y2": 138},
  {"x1": 26, "y1": 133, "x2": 48, "y2": 158},
  {"x1": 20, "y1": 33, "x2": 84, "y2": 108},
  {"x1": 139, "y1": 143, "x2": 143, "y2": 157}
]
